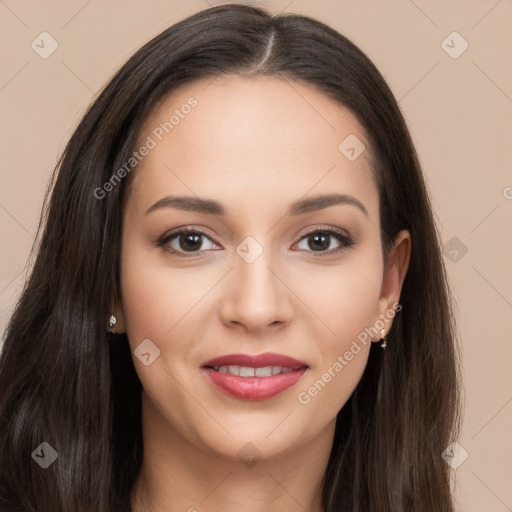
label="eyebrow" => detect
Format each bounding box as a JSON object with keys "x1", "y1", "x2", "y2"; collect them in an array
[{"x1": 145, "y1": 193, "x2": 369, "y2": 217}]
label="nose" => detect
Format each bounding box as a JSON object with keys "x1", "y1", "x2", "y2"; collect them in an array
[{"x1": 219, "y1": 247, "x2": 294, "y2": 334}]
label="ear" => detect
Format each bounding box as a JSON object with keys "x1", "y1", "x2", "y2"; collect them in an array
[
  {"x1": 371, "y1": 229, "x2": 411, "y2": 342},
  {"x1": 107, "y1": 291, "x2": 126, "y2": 334}
]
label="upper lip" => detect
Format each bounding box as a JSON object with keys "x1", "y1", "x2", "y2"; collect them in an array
[{"x1": 201, "y1": 352, "x2": 308, "y2": 369}]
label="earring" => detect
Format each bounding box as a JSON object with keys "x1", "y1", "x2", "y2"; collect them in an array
[
  {"x1": 109, "y1": 314, "x2": 117, "y2": 333},
  {"x1": 380, "y1": 329, "x2": 386, "y2": 349}
]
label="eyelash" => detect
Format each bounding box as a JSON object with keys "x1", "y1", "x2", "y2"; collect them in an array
[{"x1": 155, "y1": 226, "x2": 354, "y2": 259}]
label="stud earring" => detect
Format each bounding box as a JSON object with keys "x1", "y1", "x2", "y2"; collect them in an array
[
  {"x1": 109, "y1": 314, "x2": 117, "y2": 333},
  {"x1": 381, "y1": 329, "x2": 386, "y2": 349}
]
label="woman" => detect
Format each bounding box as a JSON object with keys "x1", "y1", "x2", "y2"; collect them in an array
[{"x1": 0, "y1": 3, "x2": 462, "y2": 511}]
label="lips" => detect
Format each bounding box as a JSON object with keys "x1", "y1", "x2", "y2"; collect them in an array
[{"x1": 201, "y1": 352, "x2": 309, "y2": 400}]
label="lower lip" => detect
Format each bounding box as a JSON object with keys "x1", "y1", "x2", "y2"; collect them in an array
[{"x1": 202, "y1": 367, "x2": 308, "y2": 400}]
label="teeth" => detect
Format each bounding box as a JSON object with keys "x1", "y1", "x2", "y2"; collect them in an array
[
  {"x1": 213, "y1": 365, "x2": 295, "y2": 377},
  {"x1": 255, "y1": 366, "x2": 273, "y2": 377},
  {"x1": 239, "y1": 366, "x2": 255, "y2": 377}
]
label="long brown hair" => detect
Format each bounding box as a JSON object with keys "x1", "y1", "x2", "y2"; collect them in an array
[{"x1": 0, "y1": 4, "x2": 462, "y2": 511}]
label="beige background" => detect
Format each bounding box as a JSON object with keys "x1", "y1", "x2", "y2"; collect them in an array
[{"x1": 1, "y1": 0, "x2": 511, "y2": 509}]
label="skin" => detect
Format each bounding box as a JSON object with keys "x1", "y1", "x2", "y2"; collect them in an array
[{"x1": 111, "y1": 75, "x2": 411, "y2": 512}]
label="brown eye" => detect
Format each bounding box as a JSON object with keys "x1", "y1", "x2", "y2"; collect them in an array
[
  {"x1": 175, "y1": 232, "x2": 204, "y2": 252},
  {"x1": 158, "y1": 229, "x2": 221, "y2": 256},
  {"x1": 294, "y1": 228, "x2": 354, "y2": 255}
]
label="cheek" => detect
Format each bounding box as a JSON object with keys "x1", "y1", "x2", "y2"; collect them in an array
[
  {"x1": 296, "y1": 256, "x2": 383, "y2": 350},
  {"x1": 119, "y1": 243, "x2": 199, "y2": 344},
  {"x1": 330, "y1": 270, "x2": 381, "y2": 341},
  {"x1": 119, "y1": 242, "x2": 220, "y2": 405},
  {"x1": 291, "y1": 255, "x2": 382, "y2": 414},
  {"x1": 119, "y1": 247, "x2": 200, "y2": 406}
]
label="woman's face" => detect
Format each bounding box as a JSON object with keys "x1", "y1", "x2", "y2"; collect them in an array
[{"x1": 115, "y1": 75, "x2": 409, "y2": 460}]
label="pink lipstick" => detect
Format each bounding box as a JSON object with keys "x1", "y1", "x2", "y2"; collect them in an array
[{"x1": 201, "y1": 352, "x2": 308, "y2": 400}]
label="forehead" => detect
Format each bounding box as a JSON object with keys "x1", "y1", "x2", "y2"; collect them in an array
[{"x1": 127, "y1": 75, "x2": 378, "y2": 222}]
